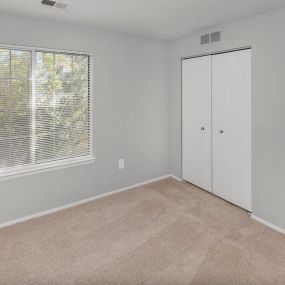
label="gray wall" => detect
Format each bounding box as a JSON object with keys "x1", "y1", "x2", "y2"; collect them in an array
[
  {"x1": 0, "y1": 14, "x2": 169, "y2": 223},
  {"x1": 169, "y1": 8, "x2": 285, "y2": 229}
]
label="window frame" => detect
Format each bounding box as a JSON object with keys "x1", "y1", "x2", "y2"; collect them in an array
[{"x1": 0, "y1": 44, "x2": 95, "y2": 180}]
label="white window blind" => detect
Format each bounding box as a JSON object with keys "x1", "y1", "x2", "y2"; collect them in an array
[{"x1": 0, "y1": 46, "x2": 93, "y2": 177}]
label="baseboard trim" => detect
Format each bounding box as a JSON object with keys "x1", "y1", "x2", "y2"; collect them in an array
[
  {"x1": 251, "y1": 214, "x2": 285, "y2": 234},
  {"x1": 169, "y1": 175, "x2": 183, "y2": 181},
  {"x1": 0, "y1": 174, "x2": 180, "y2": 229}
]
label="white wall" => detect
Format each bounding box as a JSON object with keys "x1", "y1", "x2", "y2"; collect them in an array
[
  {"x1": 0, "y1": 14, "x2": 169, "y2": 223},
  {"x1": 169, "y1": 8, "x2": 285, "y2": 229}
]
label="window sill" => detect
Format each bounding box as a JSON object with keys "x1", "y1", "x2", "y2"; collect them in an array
[{"x1": 0, "y1": 156, "x2": 96, "y2": 181}]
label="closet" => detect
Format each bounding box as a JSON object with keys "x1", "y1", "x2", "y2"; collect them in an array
[{"x1": 182, "y1": 49, "x2": 252, "y2": 211}]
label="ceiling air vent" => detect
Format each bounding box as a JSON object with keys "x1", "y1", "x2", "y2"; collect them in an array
[
  {"x1": 41, "y1": 0, "x2": 72, "y2": 10},
  {"x1": 200, "y1": 34, "x2": 210, "y2": 45},
  {"x1": 54, "y1": 2, "x2": 69, "y2": 9},
  {"x1": 42, "y1": 0, "x2": 56, "y2": 6},
  {"x1": 211, "y1": 31, "x2": 221, "y2": 43},
  {"x1": 200, "y1": 31, "x2": 221, "y2": 45}
]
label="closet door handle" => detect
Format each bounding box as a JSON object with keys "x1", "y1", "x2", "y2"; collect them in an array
[
  {"x1": 201, "y1": 127, "x2": 205, "y2": 131},
  {"x1": 219, "y1": 130, "x2": 224, "y2": 134}
]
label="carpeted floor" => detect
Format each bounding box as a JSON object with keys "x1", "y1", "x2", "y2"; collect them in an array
[{"x1": 1, "y1": 178, "x2": 285, "y2": 285}]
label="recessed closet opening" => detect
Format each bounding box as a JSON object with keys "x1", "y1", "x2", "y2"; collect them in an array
[{"x1": 182, "y1": 47, "x2": 252, "y2": 211}]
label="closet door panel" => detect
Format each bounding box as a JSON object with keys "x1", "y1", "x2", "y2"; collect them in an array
[
  {"x1": 212, "y1": 50, "x2": 252, "y2": 210},
  {"x1": 182, "y1": 56, "x2": 212, "y2": 192}
]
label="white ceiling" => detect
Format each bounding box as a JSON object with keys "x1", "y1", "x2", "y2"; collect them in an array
[{"x1": 0, "y1": 0, "x2": 284, "y2": 40}]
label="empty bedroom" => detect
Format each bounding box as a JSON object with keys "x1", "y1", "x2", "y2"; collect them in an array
[{"x1": 0, "y1": 0, "x2": 285, "y2": 284}]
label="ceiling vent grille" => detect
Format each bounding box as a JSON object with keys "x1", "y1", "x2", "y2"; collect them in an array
[
  {"x1": 54, "y1": 2, "x2": 69, "y2": 9},
  {"x1": 211, "y1": 31, "x2": 221, "y2": 42},
  {"x1": 200, "y1": 34, "x2": 210, "y2": 45},
  {"x1": 41, "y1": 0, "x2": 71, "y2": 10},
  {"x1": 200, "y1": 31, "x2": 221, "y2": 45},
  {"x1": 42, "y1": 0, "x2": 56, "y2": 6}
]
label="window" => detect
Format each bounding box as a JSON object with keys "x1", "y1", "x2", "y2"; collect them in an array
[{"x1": 0, "y1": 46, "x2": 93, "y2": 177}]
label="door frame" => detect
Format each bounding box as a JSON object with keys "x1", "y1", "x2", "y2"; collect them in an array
[
  {"x1": 181, "y1": 46, "x2": 251, "y2": 61},
  {"x1": 180, "y1": 46, "x2": 252, "y2": 211}
]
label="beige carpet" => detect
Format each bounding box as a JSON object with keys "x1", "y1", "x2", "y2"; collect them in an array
[{"x1": 1, "y1": 178, "x2": 285, "y2": 285}]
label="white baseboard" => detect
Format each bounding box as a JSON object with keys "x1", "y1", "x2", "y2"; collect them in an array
[
  {"x1": 169, "y1": 174, "x2": 183, "y2": 181},
  {"x1": 251, "y1": 214, "x2": 285, "y2": 234},
  {"x1": 0, "y1": 174, "x2": 180, "y2": 229}
]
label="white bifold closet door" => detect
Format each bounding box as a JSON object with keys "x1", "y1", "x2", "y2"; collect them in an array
[
  {"x1": 182, "y1": 55, "x2": 212, "y2": 192},
  {"x1": 212, "y1": 49, "x2": 252, "y2": 211},
  {"x1": 182, "y1": 49, "x2": 251, "y2": 211}
]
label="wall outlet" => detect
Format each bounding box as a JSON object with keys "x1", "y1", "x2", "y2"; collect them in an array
[{"x1": 119, "y1": 159, "x2": 125, "y2": 170}]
